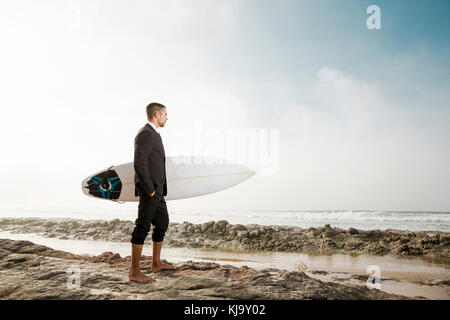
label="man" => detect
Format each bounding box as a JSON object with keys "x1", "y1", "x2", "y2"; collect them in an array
[{"x1": 129, "y1": 102, "x2": 177, "y2": 283}]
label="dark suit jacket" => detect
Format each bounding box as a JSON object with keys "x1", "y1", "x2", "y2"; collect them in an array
[{"x1": 134, "y1": 123, "x2": 167, "y2": 197}]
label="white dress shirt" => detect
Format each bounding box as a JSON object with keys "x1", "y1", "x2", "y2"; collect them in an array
[{"x1": 147, "y1": 121, "x2": 159, "y2": 133}]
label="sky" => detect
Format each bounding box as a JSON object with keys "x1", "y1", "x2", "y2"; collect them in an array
[{"x1": 0, "y1": 0, "x2": 449, "y2": 213}]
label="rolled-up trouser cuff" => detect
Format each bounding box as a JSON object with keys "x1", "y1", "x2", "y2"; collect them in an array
[
  {"x1": 131, "y1": 239, "x2": 145, "y2": 245},
  {"x1": 151, "y1": 232, "x2": 166, "y2": 242},
  {"x1": 131, "y1": 195, "x2": 168, "y2": 244},
  {"x1": 131, "y1": 224, "x2": 149, "y2": 244}
]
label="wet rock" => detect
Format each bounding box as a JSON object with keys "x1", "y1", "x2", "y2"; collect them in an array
[
  {"x1": 350, "y1": 274, "x2": 369, "y2": 281},
  {"x1": 214, "y1": 220, "x2": 229, "y2": 232},
  {"x1": 230, "y1": 224, "x2": 246, "y2": 232},
  {"x1": 347, "y1": 228, "x2": 359, "y2": 235},
  {"x1": 236, "y1": 231, "x2": 248, "y2": 239},
  {"x1": 1, "y1": 218, "x2": 449, "y2": 261},
  {"x1": 311, "y1": 270, "x2": 328, "y2": 275},
  {"x1": 201, "y1": 221, "x2": 215, "y2": 233},
  {"x1": 249, "y1": 230, "x2": 260, "y2": 238},
  {"x1": 34, "y1": 271, "x2": 67, "y2": 281}
]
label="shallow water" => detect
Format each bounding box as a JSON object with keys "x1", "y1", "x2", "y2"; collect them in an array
[{"x1": 1, "y1": 231, "x2": 449, "y2": 300}]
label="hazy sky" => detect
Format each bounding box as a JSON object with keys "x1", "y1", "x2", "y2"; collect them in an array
[{"x1": 0, "y1": 0, "x2": 449, "y2": 212}]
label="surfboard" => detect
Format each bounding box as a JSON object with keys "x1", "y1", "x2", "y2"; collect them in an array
[{"x1": 81, "y1": 156, "x2": 255, "y2": 202}]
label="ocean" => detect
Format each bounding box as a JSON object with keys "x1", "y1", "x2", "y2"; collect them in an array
[{"x1": 0, "y1": 203, "x2": 449, "y2": 232}]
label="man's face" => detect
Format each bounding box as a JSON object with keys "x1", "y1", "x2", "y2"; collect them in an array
[{"x1": 156, "y1": 108, "x2": 168, "y2": 127}]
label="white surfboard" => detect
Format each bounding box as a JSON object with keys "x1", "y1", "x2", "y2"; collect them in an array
[{"x1": 81, "y1": 156, "x2": 255, "y2": 202}]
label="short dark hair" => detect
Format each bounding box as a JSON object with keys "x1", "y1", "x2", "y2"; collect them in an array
[{"x1": 146, "y1": 102, "x2": 166, "y2": 120}]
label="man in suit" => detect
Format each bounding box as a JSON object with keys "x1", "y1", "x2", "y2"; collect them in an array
[{"x1": 129, "y1": 102, "x2": 177, "y2": 283}]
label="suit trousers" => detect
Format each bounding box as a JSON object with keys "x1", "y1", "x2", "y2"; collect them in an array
[{"x1": 131, "y1": 193, "x2": 169, "y2": 244}]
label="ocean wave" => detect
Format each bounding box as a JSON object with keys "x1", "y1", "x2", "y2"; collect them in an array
[{"x1": 1, "y1": 205, "x2": 449, "y2": 232}]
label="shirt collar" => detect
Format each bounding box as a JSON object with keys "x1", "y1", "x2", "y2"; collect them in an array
[{"x1": 147, "y1": 121, "x2": 158, "y2": 133}]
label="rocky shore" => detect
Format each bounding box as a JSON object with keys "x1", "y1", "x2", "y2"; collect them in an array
[
  {"x1": 0, "y1": 218, "x2": 449, "y2": 261},
  {"x1": 0, "y1": 238, "x2": 412, "y2": 299}
]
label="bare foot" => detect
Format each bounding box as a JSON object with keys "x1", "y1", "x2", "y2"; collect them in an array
[
  {"x1": 152, "y1": 263, "x2": 178, "y2": 273},
  {"x1": 129, "y1": 270, "x2": 155, "y2": 283}
]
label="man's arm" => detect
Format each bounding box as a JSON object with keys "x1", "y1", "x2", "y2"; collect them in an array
[{"x1": 134, "y1": 130, "x2": 155, "y2": 196}]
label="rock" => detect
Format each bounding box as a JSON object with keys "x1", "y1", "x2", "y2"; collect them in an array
[
  {"x1": 236, "y1": 231, "x2": 248, "y2": 239},
  {"x1": 230, "y1": 224, "x2": 247, "y2": 232},
  {"x1": 311, "y1": 270, "x2": 328, "y2": 275},
  {"x1": 249, "y1": 230, "x2": 260, "y2": 238},
  {"x1": 214, "y1": 220, "x2": 229, "y2": 231},
  {"x1": 201, "y1": 221, "x2": 215, "y2": 233},
  {"x1": 1, "y1": 218, "x2": 449, "y2": 261},
  {"x1": 323, "y1": 230, "x2": 336, "y2": 238},
  {"x1": 367, "y1": 230, "x2": 383, "y2": 238}
]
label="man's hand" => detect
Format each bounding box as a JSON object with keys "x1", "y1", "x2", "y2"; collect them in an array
[{"x1": 150, "y1": 191, "x2": 156, "y2": 197}]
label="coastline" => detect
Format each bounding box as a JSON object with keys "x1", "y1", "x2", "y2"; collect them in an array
[
  {"x1": 0, "y1": 217, "x2": 449, "y2": 300},
  {"x1": 0, "y1": 217, "x2": 449, "y2": 262},
  {"x1": 0, "y1": 238, "x2": 413, "y2": 300}
]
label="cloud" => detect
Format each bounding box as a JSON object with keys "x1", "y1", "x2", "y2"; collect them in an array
[
  {"x1": 279, "y1": 67, "x2": 393, "y2": 146},
  {"x1": 271, "y1": 66, "x2": 450, "y2": 211}
]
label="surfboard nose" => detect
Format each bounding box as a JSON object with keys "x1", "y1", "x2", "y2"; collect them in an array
[{"x1": 81, "y1": 176, "x2": 90, "y2": 196}]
